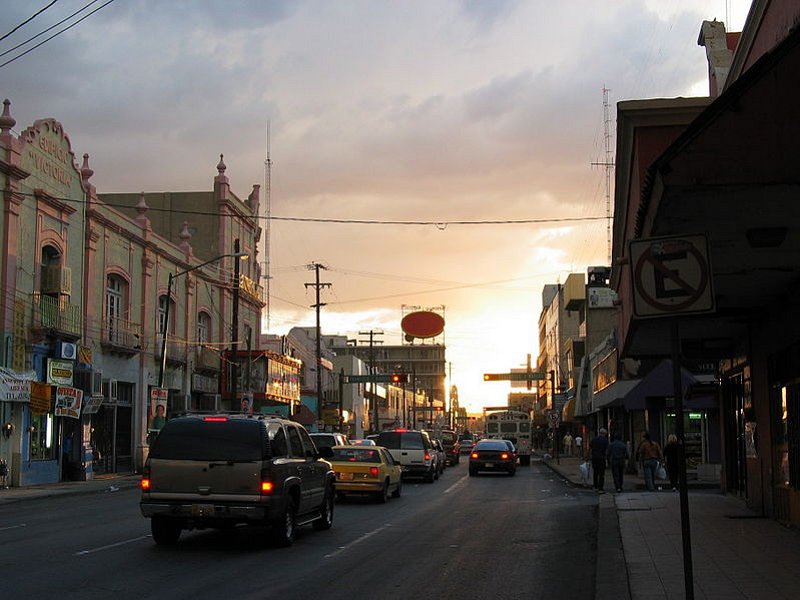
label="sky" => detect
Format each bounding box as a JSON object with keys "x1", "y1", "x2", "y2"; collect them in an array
[{"x1": 1, "y1": 0, "x2": 751, "y2": 413}]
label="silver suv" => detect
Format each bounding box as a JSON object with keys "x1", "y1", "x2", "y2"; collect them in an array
[
  {"x1": 375, "y1": 429, "x2": 437, "y2": 483},
  {"x1": 140, "y1": 414, "x2": 335, "y2": 547}
]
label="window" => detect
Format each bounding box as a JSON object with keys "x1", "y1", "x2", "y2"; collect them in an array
[
  {"x1": 197, "y1": 312, "x2": 210, "y2": 345},
  {"x1": 158, "y1": 294, "x2": 174, "y2": 336},
  {"x1": 29, "y1": 412, "x2": 56, "y2": 461},
  {"x1": 149, "y1": 419, "x2": 263, "y2": 461},
  {"x1": 287, "y1": 426, "x2": 304, "y2": 457},
  {"x1": 298, "y1": 428, "x2": 317, "y2": 457},
  {"x1": 106, "y1": 275, "x2": 126, "y2": 343},
  {"x1": 269, "y1": 425, "x2": 288, "y2": 457}
]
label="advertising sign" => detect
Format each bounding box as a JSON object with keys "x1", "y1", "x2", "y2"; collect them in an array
[
  {"x1": 82, "y1": 394, "x2": 104, "y2": 415},
  {"x1": 148, "y1": 388, "x2": 168, "y2": 431},
  {"x1": 0, "y1": 368, "x2": 35, "y2": 402},
  {"x1": 47, "y1": 358, "x2": 74, "y2": 386},
  {"x1": 55, "y1": 386, "x2": 83, "y2": 419}
]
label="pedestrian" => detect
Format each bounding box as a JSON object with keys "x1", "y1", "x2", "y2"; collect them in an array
[
  {"x1": 574, "y1": 434, "x2": 583, "y2": 457},
  {"x1": 563, "y1": 432, "x2": 573, "y2": 457},
  {"x1": 663, "y1": 434, "x2": 680, "y2": 491},
  {"x1": 606, "y1": 433, "x2": 629, "y2": 492},
  {"x1": 588, "y1": 428, "x2": 610, "y2": 493},
  {"x1": 636, "y1": 432, "x2": 663, "y2": 491}
]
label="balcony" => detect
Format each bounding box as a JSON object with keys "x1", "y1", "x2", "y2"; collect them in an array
[
  {"x1": 31, "y1": 293, "x2": 81, "y2": 338},
  {"x1": 238, "y1": 274, "x2": 265, "y2": 304},
  {"x1": 195, "y1": 345, "x2": 221, "y2": 372},
  {"x1": 156, "y1": 334, "x2": 187, "y2": 366},
  {"x1": 101, "y1": 317, "x2": 142, "y2": 356},
  {"x1": 40, "y1": 265, "x2": 72, "y2": 296}
]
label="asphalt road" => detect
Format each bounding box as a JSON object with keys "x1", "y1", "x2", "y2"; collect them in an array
[{"x1": 1, "y1": 459, "x2": 599, "y2": 600}]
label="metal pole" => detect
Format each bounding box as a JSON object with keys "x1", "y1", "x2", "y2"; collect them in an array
[
  {"x1": 231, "y1": 239, "x2": 241, "y2": 408},
  {"x1": 338, "y1": 368, "x2": 344, "y2": 432},
  {"x1": 672, "y1": 319, "x2": 695, "y2": 600},
  {"x1": 157, "y1": 272, "x2": 173, "y2": 389}
]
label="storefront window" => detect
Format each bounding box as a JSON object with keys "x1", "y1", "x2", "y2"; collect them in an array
[{"x1": 30, "y1": 412, "x2": 56, "y2": 460}]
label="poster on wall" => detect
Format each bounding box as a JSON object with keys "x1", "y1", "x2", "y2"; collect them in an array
[
  {"x1": 55, "y1": 386, "x2": 83, "y2": 419},
  {"x1": 148, "y1": 388, "x2": 168, "y2": 431}
]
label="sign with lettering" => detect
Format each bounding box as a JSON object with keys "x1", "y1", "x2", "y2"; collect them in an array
[
  {"x1": 0, "y1": 368, "x2": 35, "y2": 402},
  {"x1": 47, "y1": 358, "x2": 74, "y2": 386},
  {"x1": 55, "y1": 386, "x2": 83, "y2": 419}
]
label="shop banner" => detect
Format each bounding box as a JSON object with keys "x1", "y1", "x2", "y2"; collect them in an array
[
  {"x1": 82, "y1": 394, "x2": 104, "y2": 415},
  {"x1": 30, "y1": 382, "x2": 53, "y2": 415},
  {"x1": 0, "y1": 367, "x2": 36, "y2": 402},
  {"x1": 55, "y1": 386, "x2": 83, "y2": 419},
  {"x1": 47, "y1": 358, "x2": 74, "y2": 386}
]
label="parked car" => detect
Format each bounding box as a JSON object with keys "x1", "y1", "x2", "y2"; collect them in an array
[
  {"x1": 440, "y1": 429, "x2": 462, "y2": 465},
  {"x1": 140, "y1": 414, "x2": 336, "y2": 547},
  {"x1": 469, "y1": 439, "x2": 517, "y2": 476},
  {"x1": 309, "y1": 432, "x2": 349, "y2": 451},
  {"x1": 329, "y1": 445, "x2": 402, "y2": 502},
  {"x1": 374, "y1": 429, "x2": 438, "y2": 483}
]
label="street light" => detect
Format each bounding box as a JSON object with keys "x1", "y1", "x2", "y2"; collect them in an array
[{"x1": 157, "y1": 250, "x2": 248, "y2": 389}]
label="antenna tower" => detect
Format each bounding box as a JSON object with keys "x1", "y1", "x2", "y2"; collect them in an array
[
  {"x1": 591, "y1": 86, "x2": 615, "y2": 264},
  {"x1": 264, "y1": 121, "x2": 272, "y2": 330}
]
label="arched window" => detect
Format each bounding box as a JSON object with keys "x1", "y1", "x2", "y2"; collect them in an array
[
  {"x1": 197, "y1": 311, "x2": 211, "y2": 345},
  {"x1": 158, "y1": 294, "x2": 175, "y2": 337},
  {"x1": 106, "y1": 275, "x2": 127, "y2": 344}
]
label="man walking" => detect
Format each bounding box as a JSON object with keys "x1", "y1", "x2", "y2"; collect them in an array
[
  {"x1": 588, "y1": 428, "x2": 610, "y2": 493},
  {"x1": 607, "y1": 433, "x2": 629, "y2": 492}
]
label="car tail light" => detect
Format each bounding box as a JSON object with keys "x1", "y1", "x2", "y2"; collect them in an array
[
  {"x1": 369, "y1": 467, "x2": 379, "y2": 477},
  {"x1": 424, "y1": 452, "x2": 431, "y2": 461},
  {"x1": 140, "y1": 478, "x2": 151, "y2": 491},
  {"x1": 203, "y1": 416, "x2": 228, "y2": 422},
  {"x1": 471, "y1": 452, "x2": 479, "y2": 459},
  {"x1": 501, "y1": 453, "x2": 509, "y2": 460}
]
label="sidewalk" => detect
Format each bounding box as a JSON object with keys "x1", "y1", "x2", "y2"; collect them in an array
[
  {"x1": 541, "y1": 454, "x2": 800, "y2": 600},
  {"x1": 0, "y1": 473, "x2": 140, "y2": 504}
]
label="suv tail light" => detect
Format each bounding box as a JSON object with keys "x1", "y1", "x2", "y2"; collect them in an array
[
  {"x1": 140, "y1": 465, "x2": 151, "y2": 491},
  {"x1": 424, "y1": 452, "x2": 432, "y2": 461},
  {"x1": 260, "y1": 468, "x2": 274, "y2": 495}
]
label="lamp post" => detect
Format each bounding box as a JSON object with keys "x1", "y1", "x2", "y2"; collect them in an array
[{"x1": 157, "y1": 249, "x2": 248, "y2": 390}]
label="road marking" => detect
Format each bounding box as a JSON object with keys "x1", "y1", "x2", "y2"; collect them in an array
[
  {"x1": 74, "y1": 535, "x2": 151, "y2": 556},
  {"x1": 443, "y1": 475, "x2": 467, "y2": 494},
  {"x1": 0, "y1": 523, "x2": 26, "y2": 531},
  {"x1": 323, "y1": 524, "x2": 392, "y2": 559}
]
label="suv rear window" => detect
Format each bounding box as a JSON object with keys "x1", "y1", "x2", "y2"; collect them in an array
[
  {"x1": 377, "y1": 431, "x2": 425, "y2": 450},
  {"x1": 441, "y1": 431, "x2": 456, "y2": 443},
  {"x1": 149, "y1": 419, "x2": 265, "y2": 461}
]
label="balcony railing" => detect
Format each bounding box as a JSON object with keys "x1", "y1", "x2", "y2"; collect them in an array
[
  {"x1": 31, "y1": 293, "x2": 81, "y2": 337},
  {"x1": 40, "y1": 265, "x2": 72, "y2": 295},
  {"x1": 101, "y1": 316, "x2": 142, "y2": 354},
  {"x1": 195, "y1": 345, "x2": 221, "y2": 371},
  {"x1": 239, "y1": 275, "x2": 265, "y2": 304}
]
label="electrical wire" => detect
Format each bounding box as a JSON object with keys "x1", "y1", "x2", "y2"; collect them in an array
[
  {"x1": 0, "y1": 0, "x2": 116, "y2": 69},
  {"x1": 0, "y1": 0, "x2": 59, "y2": 43}
]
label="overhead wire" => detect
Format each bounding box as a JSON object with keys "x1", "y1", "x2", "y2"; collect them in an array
[{"x1": 0, "y1": 0, "x2": 59, "y2": 43}]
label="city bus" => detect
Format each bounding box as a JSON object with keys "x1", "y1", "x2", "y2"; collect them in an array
[{"x1": 484, "y1": 409, "x2": 533, "y2": 465}]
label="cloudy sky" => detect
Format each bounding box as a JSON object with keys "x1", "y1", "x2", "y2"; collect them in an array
[{"x1": 2, "y1": 0, "x2": 750, "y2": 412}]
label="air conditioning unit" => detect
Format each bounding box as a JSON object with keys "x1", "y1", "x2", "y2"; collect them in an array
[
  {"x1": 102, "y1": 379, "x2": 118, "y2": 401},
  {"x1": 56, "y1": 341, "x2": 77, "y2": 360},
  {"x1": 92, "y1": 371, "x2": 103, "y2": 395}
]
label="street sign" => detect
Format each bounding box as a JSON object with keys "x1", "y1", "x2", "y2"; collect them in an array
[
  {"x1": 344, "y1": 374, "x2": 395, "y2": 384},
  {"x1": 547, "y1": 411, "x2": 561, "y2": 428},
  {"x1": 629, "y1": 234, "x2": 715, "y2": 318},
  {"x1": 483, "y1": 371, "x2": 544, "y2": 381},
  {"x1": 410, "y1": 406, "x2": 444, "y2": 411}
]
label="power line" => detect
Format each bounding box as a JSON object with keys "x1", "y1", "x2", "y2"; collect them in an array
[
  {"x1": 0, "y1": 0, "x2": 59, "y2": 43},
  {"x1": 0, "y1": 0, "x2": 116, "y2": 69}
]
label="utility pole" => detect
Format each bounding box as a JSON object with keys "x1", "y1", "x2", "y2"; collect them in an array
[
  {"x1": 591, "y1": 86, "x2": 615, "y2": 265},
  {"x1": 305, "y1": 262, "x2": 331, "y2": 424},
  {"x1": 358, "y1": 329, "x2": 383, "y2": 434},
  {"x1": 231, "y1": 238, "x2": 241, "y2": 409}
]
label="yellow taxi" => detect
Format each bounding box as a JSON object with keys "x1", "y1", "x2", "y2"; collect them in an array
[{"x1": 330, "y1": 445, "x2": 402, "y2": 503}]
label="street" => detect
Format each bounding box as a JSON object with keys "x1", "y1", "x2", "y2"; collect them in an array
[{"x1": 1, "y1": 460, "x2": 598, "y2": 600}]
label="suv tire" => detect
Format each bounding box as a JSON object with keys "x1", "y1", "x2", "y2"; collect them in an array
[
  {"x1": 313, "y1": 487, "x2": 334, "y2": 531},
  {"x1": 272, "y1": 500, "x2": 297, "y2": 547},
  {"x1": 151, "y1": 516, "x2": 181, "y2": 546}
]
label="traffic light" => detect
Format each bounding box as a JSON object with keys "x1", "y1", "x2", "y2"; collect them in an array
[
  {"x1": 483, "y1": 373, "x2": 504, "y2": 381},
  {"x1": 390, "y1": 372, "x2": 409, "y2": 384}
]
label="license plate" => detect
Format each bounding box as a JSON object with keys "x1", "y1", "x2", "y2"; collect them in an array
[
  {"x1": 485, "y1": 463, "x2": 493, "y2": 468},
  {"x1": 191, "y1": 504, "x2": 214, "y2": 516},
  {"x1": 338, "y1": 472, "x2": 354, "y2": 480}
]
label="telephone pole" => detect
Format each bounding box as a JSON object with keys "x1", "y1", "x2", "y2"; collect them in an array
[
  {"x1": 591, "y1": 86, "x2": 615, "y2": 264},
  {"x1": 358, "y1": 329, "x2": 383, "y2": 433},
  {"x1": 305, "y1": 262, "x2": 331, "y2": 423}
]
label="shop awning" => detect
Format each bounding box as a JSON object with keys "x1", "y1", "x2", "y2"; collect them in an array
[
  {"x1": 624, "y1": 360, "x2": 717, "y2": 410},
  {"x1": 592, "y1": 379, "x2": 641, "y2": 410}
]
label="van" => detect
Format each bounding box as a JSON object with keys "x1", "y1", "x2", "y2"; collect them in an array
[
  {"x1": 140, "y1": 414, "x2": 335, "y2": 547},
  {"x1": 375, "y1": 429, "x2": 437, "y2": 483}
]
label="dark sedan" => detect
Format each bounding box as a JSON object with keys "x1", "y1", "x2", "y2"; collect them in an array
[{"x1": 468, "y1": 439, "x2": 517, "y2": 476}]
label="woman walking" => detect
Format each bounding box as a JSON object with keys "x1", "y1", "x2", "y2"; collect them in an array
[{"x1": 663, "y1": 434, "x2": 680, "y2": 491}]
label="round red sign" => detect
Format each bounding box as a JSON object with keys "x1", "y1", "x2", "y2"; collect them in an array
[{"x1": 401, "y1": 311, "x2": 445, "y2": 338}]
